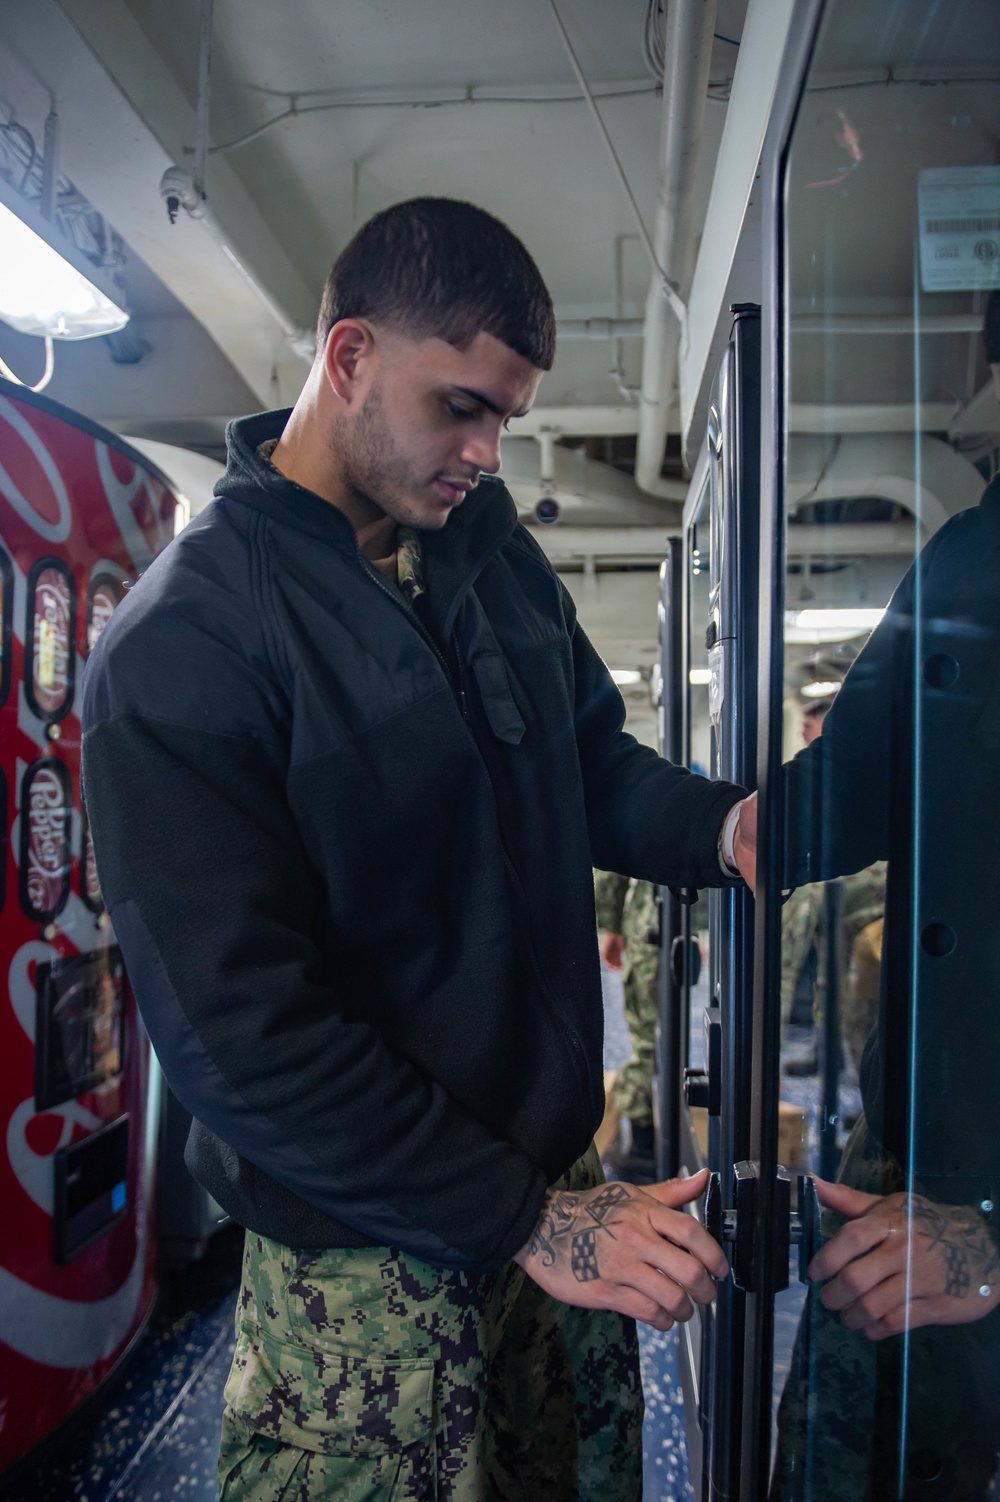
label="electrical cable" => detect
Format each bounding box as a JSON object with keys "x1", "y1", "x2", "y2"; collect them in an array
[
  {"x1": 203, "y1": 81, "x2": 660, "y2": 155},
  {"x1": 545, "y1": 0, "x2": 671, "y2": 294},
  {"x1": 0, "y1": 334, "x2": 55, "y2": 393}
]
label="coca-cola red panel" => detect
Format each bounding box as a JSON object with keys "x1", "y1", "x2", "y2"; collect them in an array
[{"x1": 0, "y1": 378, "x2": 180, "y2": 1473}]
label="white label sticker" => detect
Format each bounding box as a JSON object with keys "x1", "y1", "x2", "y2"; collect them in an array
[{"x1": 918, "y1": 166, "x2": 1000, "y2": 292}]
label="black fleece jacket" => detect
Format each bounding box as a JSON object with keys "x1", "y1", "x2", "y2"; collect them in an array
[{"x1": 82, "y1": 408, "x2": 744, "y2": 1272}]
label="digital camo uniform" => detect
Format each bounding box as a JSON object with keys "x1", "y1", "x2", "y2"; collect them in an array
[
  {"x1": 219, "y1": 1145, "x2": 643, "y2": 1502},
  {"x1": 594, "y1": 871, "x2": 660, "y2": 1128},
  {"x1": 780, "y1": 882, "x2": 825, "y2": 1024},
  {"x1": 780, "y1": 863, "x2": 887, "y2": 1064}
]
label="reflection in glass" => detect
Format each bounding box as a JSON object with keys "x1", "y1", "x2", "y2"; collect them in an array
[
  {"x1": 770, "y1": 1, "x2": 1000, "y2": 1497},
  {"x1": 34, "y1": 948, "x2": 125, "y2": 1111}
]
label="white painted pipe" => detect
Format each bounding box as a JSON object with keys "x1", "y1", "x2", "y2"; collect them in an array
[
  {"x1": 634, "y1": 0, "x2": 718, "y2": 498},
  {"x1": 556, "y1": 319, "x2": 645, "y2": 339}
]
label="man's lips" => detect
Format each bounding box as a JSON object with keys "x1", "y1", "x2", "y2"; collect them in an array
[{"x1": 433, "y1": 477, "x2": 477, "y2": 504}]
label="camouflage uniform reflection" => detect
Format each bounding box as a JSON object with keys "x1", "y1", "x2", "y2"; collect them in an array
[
  {"x1": 594, "y1": 871, "x2": 659, "y2": 1130},
  {"x1": 780, "y1": 864, "x2": 887, "y2": 1070},
  {"x1": 219, "y1": 1145, "x2": 643, "y2": 1502},
  {"x1": 781, "y1": 695, "x2": 886, "y2": 1071}
]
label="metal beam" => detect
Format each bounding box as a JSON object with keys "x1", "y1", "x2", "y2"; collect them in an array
[
  {"x1": 556, "y1": 319, "x2": 645, "y2": 339},
  {"x1": 527, "y1": 521, "x2": 919, "y2": 565},
  {"x1": 507, "y1": 406, "x2": 649, "y2": 437},
  {"x1": 508, "y1": 401, "x2": 974, "y2": 440},
  {"x1": 679, "y1": 0, "x2": 797, "y2": 444}
]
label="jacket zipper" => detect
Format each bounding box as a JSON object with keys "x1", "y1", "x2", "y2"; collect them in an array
[
  {"x1": 357, "y1": 549, "x2": 596, "y2": 1133},
  {"x1": 356, "y1": 550, "x2": 470, "y2": 722}
]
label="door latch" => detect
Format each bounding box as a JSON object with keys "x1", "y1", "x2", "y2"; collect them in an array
[{"x1": 703, "y1": 1163, "x2": 822, "y2": 1293}]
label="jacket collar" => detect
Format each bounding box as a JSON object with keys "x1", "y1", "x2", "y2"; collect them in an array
[{"x1": 218, "y1": 408, "x2": 518, "y2": 630}]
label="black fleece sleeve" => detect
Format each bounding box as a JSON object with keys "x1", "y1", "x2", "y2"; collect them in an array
[
  {"x1": 82, "y1": 581, "x2": 547, "y2": 1273},
  {"x1": 562, "y1": 584, "x2": 746, "y2": 889},
  {"x1": 782, "y1": 552, "x2": 919, "y2": 887}
]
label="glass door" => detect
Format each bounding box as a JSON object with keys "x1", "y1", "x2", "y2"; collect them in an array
[
  {"x1": 665, "y1": 305, "x2": 762, "y2": 1499},
  {"x1": 743, "y1": 0, "x2": 1000, "y2": 1497}
]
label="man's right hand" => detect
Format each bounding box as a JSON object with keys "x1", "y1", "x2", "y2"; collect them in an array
[{"x1": 513, "y1": 1168, "x2": 728, "y2": 1330}]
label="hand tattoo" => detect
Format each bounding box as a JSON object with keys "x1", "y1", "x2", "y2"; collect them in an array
[
  {"x1": 900, "y1": 1195, "x2": 1000, "y2": 1301},
  {"x1": 527, "y1": 1182, "x2": 636, "y2": 1283}
]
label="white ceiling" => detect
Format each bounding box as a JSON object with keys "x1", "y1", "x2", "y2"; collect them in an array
[{"x1": 0, "y1": 0, "x2": 996, "y2": 721}]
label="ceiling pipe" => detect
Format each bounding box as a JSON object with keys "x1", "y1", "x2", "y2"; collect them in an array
[
  {"x1": 556, "y1": 318, "x2": 645, "y2": 339},
  {"x1": 634, "y1": 0, "x2": 717, "y2": 498}
]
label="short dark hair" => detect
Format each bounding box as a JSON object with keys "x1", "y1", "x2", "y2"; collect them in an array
[{"x1": 316, "y1": 197, "x2": 556, "y2": 370}]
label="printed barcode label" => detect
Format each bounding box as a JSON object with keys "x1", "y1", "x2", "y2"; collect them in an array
[
  {"x1": 918, "y1": 167, "x2": 1000, "y2": 291},
  {"x1": 925, "y1": 216, "x2": 1000, "y2": 234}
]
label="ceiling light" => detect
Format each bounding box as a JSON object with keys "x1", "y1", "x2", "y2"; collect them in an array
[
  {"x1": 688, "y1": 667, "x2": 712, "y2": 685},
  {"x1": 0, "y1": 196, "x2": 129, "y2": 341},
  {"x1": 610, "y1": 669, "x2": 642, "y2": 686},
  {"x1": 801, "y1": 679, "x2": 841, "y2": 698},
  {"x1": 785, "y1": 607, "x2": 884, "y2": 643}
]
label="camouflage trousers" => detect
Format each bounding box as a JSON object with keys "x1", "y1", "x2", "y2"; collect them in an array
[
  {"x1": 219, "y1": 1144, "x2": 643, "y2": 1501},
  {"x1": 611, "y1": 951, "x2": 658, "y2": 1128}
]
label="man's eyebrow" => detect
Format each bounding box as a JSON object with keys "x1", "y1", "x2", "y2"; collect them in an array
[{"x1": 449, "y1": 385, "x2": 531, "y2": 420}]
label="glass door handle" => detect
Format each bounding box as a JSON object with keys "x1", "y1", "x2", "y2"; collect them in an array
[
  {"x1": 790, "y1": 1173, "x2": 821, "y2": 1283},
  {"x1": 704, "y1": 1169, "x2": 820, "y2": 1289},
  {"x1": 684, "y1": 1068, "x2": 710, "y2": 1109},
  {"x1": 703, "y1": 1162, "x2": 792, "y2": 1293}
]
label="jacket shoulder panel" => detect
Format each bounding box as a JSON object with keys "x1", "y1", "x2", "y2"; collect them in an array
[{"x1": 83, "y1": 500, "x2": 289, "y2": 748}]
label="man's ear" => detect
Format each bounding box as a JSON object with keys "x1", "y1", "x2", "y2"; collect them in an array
[{"x1": 323, "y1": 319, "x2": 376, "y2": 406}]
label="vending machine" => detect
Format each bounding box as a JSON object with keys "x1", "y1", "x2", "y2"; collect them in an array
[{"x1": 0, "y1": 377, "x2": 181, "y2": 1471}]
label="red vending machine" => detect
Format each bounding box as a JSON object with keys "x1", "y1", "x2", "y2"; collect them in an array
[{"x1": 0, "y1": 377, "x2": 181, "y2": 1471}]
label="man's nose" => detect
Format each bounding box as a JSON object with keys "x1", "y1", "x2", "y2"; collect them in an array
[{"x1": 460, "y1": 424, "x2": 503, "y2": 476}]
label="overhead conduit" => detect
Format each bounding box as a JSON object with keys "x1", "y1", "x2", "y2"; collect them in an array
[{"x1": 634, "y1": 0, "x2": 718, "y2": 498}]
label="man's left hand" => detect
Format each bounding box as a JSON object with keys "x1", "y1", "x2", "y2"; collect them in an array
[{"x1": 809, "y1": 1177, "x2": 1000, "y2": 1340}]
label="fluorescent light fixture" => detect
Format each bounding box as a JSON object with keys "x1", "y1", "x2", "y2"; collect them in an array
[
  {"x1": 785, "y1": 607, "x2": 884, "y2": 643},
  {"x1": 0, "y1": 196, "x2": 129, "y2": 341},
  {"x1": 610, "y1": 669, "x2": 642, "y2": 686},
  {"x1": 801, "y1": 679, "x2": 841, "y2": 698},
  {"x1": 688, "y1": 667, "x2": 712, "y2": 685}
]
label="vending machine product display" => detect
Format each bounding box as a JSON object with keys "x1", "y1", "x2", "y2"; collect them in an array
[{"x1": 0, "y1": 378, "x2": 181, "y2": 1472}]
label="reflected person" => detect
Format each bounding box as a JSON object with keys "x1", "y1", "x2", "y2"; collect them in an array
[{"x1": 764, "y1": 464, "x2": 1000, "y2": 1500}]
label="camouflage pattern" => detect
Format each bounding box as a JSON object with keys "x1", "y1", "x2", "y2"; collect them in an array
[
  {"x1": 219, "y1": 1143, "x2": 643, "y2": 1501},
  {"x1": 780, "y1": 864, "x2": 887, "y2": 1034},
  {"x1": 770, "y1": 1118, "x2": 1000, "y2": 1501},
  {"x1": 261, "y1": 437, "x2": 425, "y2": 605},
  {"x1": 780, "y1": 882, "x2": 825, "y2": 1024},
  {"x1": 594, "y1": 870, "x2": 629, "y2": 936},
  {"x1": 594, "y1": 872, "x2": 660, "y2": 1127},
  {"x1": 396, "y1": 528, "x2": 425, "y2": 603},
  {"x1": 843, "y1": 916, "x2": 883, "y2": 1072}
]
